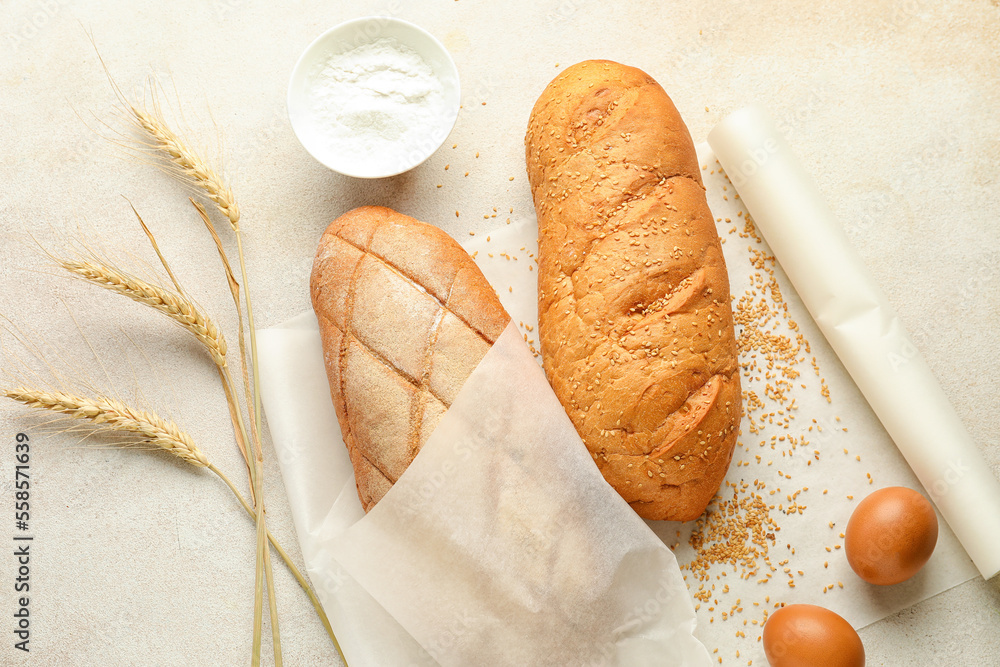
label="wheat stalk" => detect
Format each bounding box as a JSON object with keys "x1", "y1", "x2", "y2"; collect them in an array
[
  {"x1": 56, "y1": 250, "x2": 276, "y2": 663},
  {"x1": 94, "y1": 60, "x2": 283, "y2": 664},
  {"x1": 126, "y1": 99, "x2": 277, "y2": 666},
  {"x1": 0, "y1": 384, "x2": 344, "y2": 663},
  {"x1": 59, "y1": 259, "x2": 228, "y2": 368},
  {"x1": 208, "y1": 462, "x2": 347, "y2": 666},
  {"x1": 123, "y1": 100, "x2": 279, "y2": 664},
  {"x1": 3, "y1": 388, "x2": 209, "y2": 467}
]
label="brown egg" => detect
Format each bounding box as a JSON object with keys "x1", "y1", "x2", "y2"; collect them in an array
[
  {"x1": 762, "y1": 604, "x2": 865, "y2": 667},
  {"x1": 844, "y1": 486, "x2": 938, "y2": 585}
]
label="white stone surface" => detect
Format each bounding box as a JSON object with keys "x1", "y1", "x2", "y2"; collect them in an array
[{"x1": 0, "y1": 0, "x2": 997, "y2": 664}]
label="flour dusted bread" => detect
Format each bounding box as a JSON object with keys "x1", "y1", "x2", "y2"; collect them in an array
[
  {"x1": 526, "y1": 61, "x2": 741, "y2": 521},
  {"x1": 311, "y1": 206, "x2": 510, "y2": 511}
]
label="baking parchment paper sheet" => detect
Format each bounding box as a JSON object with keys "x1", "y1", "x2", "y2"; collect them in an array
[
  {"x1": 258, "y1": 141, "x2": 979, "y2": 666},
  {"x1": 257, "y1": 305, "x2": 711, "y2": 662},
  {"x1": 709, "y1": 107, "x2": 1000, "y2": 581},
  {"x1": 660, "y1": 143, "x2": 978, "y2": 662}
]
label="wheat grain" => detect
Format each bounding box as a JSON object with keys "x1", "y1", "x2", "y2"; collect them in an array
[
  {"x1": 59, "y1": 258, "x2": 228, "y2": 368},
  {"x1": 128, "y1": 104, "x2": 241, "y2": 230},
  {"x1": 3, "y1": 388, "x2": 209, "y2": 467}
]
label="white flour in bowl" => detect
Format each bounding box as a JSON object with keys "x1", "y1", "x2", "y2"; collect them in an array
[{"x1": 307, "y1": 38, "x2": 447, "y2": 175}]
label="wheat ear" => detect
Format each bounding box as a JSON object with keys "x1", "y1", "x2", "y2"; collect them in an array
[
  {"x1": 59, "y1": 259, "x2": 228, "y2": 368},
  {"x1": 127, "y1": 104, "x2": 240, "y2": 230},
  {"x1": 3, "y1": 388, "x2": 208, "y2": 467}
]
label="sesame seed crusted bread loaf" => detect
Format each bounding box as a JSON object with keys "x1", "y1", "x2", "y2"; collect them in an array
[
  {"x1": 525, "y1": 60, "x2": 741, "y2": 521},
  {"x1": 311, "y1": 206, "x2": 510, "y2": 511}
]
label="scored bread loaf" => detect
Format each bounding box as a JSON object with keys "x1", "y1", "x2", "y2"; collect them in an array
[
  {"x1": 310, "y1": 206, "x2": 510, "y2": 511},
  {"x1": 525, "y1": 60, "x2": 742, "y2": 521}
]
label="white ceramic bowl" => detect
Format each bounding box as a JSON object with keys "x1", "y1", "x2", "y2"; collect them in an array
[{"x1": 287, "y1": 17, "x2": 461, "y2": 179}]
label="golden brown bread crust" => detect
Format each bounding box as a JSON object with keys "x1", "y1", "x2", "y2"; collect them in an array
[
  {"x1": 525, "y1": 60, "x2": 741, "y2": 521},
  {"x1": 310, "y1": 206, "x2": 510, "y2": 511}
]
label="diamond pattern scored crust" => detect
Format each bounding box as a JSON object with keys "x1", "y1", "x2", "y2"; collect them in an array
[{"x1": 311, "y1": 206, "x2": 510, "y2": 512}]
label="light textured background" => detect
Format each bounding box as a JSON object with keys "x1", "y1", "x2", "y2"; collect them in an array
[{"x1": 1, "y1": 0, "x2": 998, "y2": 665}]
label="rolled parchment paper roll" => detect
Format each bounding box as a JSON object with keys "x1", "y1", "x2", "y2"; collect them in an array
[{"x1": 708, "y1": 106, "x2": 1000, "y2": 580}]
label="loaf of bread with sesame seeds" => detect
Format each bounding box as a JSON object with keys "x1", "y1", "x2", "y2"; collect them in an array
[
  {"x1": 525, "y1": 60, "x2": 741, "y2": 521},
  {"x1": 311, "y1": 206, "x2": 510, "y2": 512}
]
